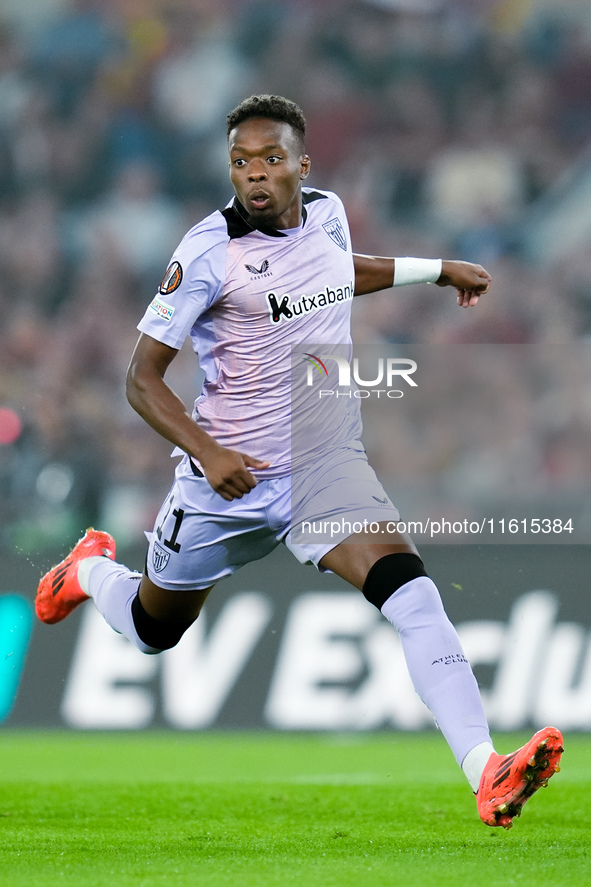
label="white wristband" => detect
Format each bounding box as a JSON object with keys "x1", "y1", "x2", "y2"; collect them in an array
[{"x1": 393, "y1": 257, "x2": 442, "y2": 287}]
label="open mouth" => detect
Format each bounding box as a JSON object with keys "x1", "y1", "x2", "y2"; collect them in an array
[{"x1": 249, "y1": 191, "x2": 271, "y2": 210}]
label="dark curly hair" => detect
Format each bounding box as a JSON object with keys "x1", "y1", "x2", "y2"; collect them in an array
[{"x1": 226, "y1": 95, "x2": 306, "y2": 148}]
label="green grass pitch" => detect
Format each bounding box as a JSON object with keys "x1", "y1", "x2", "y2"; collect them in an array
[{"x1": 0, "y1": 731, "x2": 588, "y2": 887}]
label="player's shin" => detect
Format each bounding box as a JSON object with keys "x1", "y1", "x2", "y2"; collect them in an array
[
  {"x1": 363, "y1": 553, "x2": 493, "y2": 775},
  {"x1": 81, "y1": 558, "x2": 194, "y2": 654},
  {"x1": 79, "y1": 558, "x2": 161, "y2": 654}
]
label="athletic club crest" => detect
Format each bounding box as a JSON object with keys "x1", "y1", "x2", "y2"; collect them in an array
[
  {"x1": 152, "y1": 542, "x2": 170, "y2": 573},
  {"x1": 322, "y1": 218, "x2": 347, "y2": 251}
]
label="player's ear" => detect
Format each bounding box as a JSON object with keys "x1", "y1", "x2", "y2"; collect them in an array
[{"x1": 300, "y1": 155, "x2": 311, "y2": 180}]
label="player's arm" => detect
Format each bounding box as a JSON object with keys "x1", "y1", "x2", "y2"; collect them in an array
[
  {"x1": 353, "y1": 254, "x2": 491, "y2": 307},
  {"x1": 126, "y1": 333, "x2": 269, "y2": 501}
]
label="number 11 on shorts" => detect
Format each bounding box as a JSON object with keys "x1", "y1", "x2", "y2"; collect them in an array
[{"x1": 156, "y1": 497, "x2": 185, "y2": 553}]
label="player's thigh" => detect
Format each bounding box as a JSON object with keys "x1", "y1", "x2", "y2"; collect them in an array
[
  {"x1": 139, "y1": 572, "x2": 212, "y2": 622},
  {"x1": 319, "y1": 521, "x2": 419, "y2": 591},
  {"x1": 288, "y1": 443, "x2": 411, "y2": 586},
  {"x1": 146, "y1": 473, "x2": 282, "y2": 593}
]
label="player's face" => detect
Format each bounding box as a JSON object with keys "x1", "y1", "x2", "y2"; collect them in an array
[{"x1": 228, "y1": 117, "x2": 311, "y2": 230}]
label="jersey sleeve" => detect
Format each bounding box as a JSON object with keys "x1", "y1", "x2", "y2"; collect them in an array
[{"x1": 137, "y1": 212, "x2": 228, "y2": 350}]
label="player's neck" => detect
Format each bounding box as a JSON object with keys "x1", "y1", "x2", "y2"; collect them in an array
[{"x1": 233, "y1": 196, "x2": 303, "y2": 234}]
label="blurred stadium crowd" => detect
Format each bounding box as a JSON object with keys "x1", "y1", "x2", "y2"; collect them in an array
[{"x1": 1, "y1": 0, "x2": 591, "y2": 551}]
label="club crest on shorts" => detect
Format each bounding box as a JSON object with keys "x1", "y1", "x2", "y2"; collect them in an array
[
  {"x1": 152, "y1": 542, "x2": 170, "y2": 573},
  {"x1": 322, "y1": 218, "x2": 347, "y2": 251}
]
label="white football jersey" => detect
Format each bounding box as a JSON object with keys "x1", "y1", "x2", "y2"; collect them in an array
[{"x1": 138, "y1": 188, "x2": 361, "y2": 477}]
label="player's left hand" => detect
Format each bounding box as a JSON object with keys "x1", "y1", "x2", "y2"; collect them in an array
[{"x1": 435, "y1": 260, "x2": 491, "y2": 307}]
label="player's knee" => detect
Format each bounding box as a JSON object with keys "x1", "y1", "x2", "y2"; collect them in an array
[
  {"x1": 131, "y1": 592, "x2": 194, "y2": 652},
  {"x1": 362, "y1": 552, "x2": 428, "y2": 611}
]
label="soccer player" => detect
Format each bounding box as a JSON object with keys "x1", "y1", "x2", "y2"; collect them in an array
[{"x1": 37, "y1": 94, "x2": 562, "y2": 829}]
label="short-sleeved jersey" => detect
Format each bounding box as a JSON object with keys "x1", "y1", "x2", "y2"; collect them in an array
[{"x1": 138, "y1": 188, "x2": 361, "y2": 477}]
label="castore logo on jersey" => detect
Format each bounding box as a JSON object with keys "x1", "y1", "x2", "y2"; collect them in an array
[{"x1": 245, "y1": 259, "x2": 272, "y2": 279}]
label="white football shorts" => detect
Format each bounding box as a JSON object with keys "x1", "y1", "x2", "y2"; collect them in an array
[{"x1": 145, "y1": 442, "x2": 400, "y2": 591}]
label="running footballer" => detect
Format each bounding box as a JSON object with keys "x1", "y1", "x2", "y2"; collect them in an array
[{"x1": 37, "y1": 95, "x2": 563, "y2": 829}]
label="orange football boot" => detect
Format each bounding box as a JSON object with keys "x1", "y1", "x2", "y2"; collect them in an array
[
  {"x1": 476, "y1": 727, "x2": 564, "y2": 829},
  {"x1": 36, "y1": 528, "x2": 116, "y2": 624}
]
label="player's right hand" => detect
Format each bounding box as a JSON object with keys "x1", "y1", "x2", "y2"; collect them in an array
[
  {"x1": 199, "y1": 443, "x2": 270, "y2": 500},
  {"x1": 436, "y1": 260, "x2": 491, "y2": 306}
]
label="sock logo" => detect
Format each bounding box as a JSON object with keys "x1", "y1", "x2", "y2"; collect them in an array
[{"x1": 431, "y1": 652, "x2": 468, "y2": 666}]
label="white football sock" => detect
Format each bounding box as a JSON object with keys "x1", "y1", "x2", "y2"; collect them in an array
[
  {"x1": 461, "y1": 742, "x2": 496, "y2": 793},
  {"x1": 381, "y1": 575, "x2": 493, "y2": 770},
  {"x1": 78, "y1": 557, "x2": 160, "y2": 655},
  {"x1": 77, "y1": 555, "x2": 108, "y2": 594}
]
